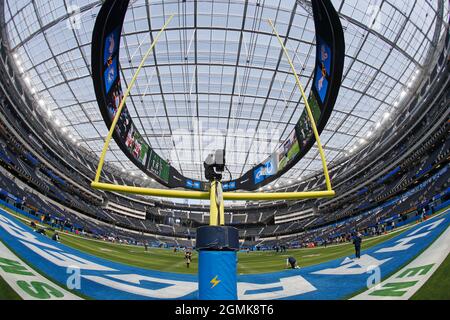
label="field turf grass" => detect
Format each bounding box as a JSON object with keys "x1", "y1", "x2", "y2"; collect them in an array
[
  {"x1": 1, "y1": 206, "x2": 449, "y2": 300},
  {"x1": 0, "y1": 275, "x2": 21, "y2": 300},
  {"x1": 42, "y1": 226, "x2": 408, "y2": 275},
  {"x1": 411, "y1": 253, "x2": 450, "y2": 300},
  {"x1": 0, "y1": 226, "x2": 410, "y2": 300}
]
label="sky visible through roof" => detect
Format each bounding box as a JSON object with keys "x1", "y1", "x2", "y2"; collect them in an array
[{"x1": 4, "y1": 0, "x2": 448, "y2": 191}]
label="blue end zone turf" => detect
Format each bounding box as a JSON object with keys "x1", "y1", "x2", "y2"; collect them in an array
[{"x1": 0, "y1": 207, "x2": 449, "y2": 300}]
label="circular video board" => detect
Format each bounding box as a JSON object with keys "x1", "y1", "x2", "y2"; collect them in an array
[{"x1": 91, "y1": 0, "x2": 345, "y2": 191}]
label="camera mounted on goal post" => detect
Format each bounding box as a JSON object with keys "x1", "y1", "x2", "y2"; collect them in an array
[{"x1": 204, "y1": 149, "x2": 225, "y2": 182}]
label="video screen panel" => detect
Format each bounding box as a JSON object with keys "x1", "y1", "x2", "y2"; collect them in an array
[
  {"x1": 104, "y1": 28, "x2": 120, "y2": 65},
  {"x1": 106, "y1": 82, "x2": 133, "y2": 139},
  {"x1": 223, "y1": 181, "x2": 236, "y2": 191},
  {"x1": 314, "y1": 37, "x2": 332, "y2": 103},
  {"x1": 253, "y1": 154, "x2": 278, "y2": 184},
  {"x1": 308, "y1": 93, "x2": 322, "y2": 123},
  {"x1": 276, "y1": 130, "x2": 301, "y2": 172},
  {"x1": 125, "y1": 124, "x2": 149, "y2": 165},
  {"x1": 186, "y1": 179, "x2": 202, "y2": 190},
  {"x1": 104, "y1": 57, "x2": 118, "y2": 94},
  {"x1": 148, "y1": 151, "x2": 170, "y2": 183}
]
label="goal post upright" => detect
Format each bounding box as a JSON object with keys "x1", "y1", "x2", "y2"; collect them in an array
[
  {"x1": 91, "y1": 17, "x2": 334, "y2": 202},
  {"x1": 90, "y1": 14, "x2": 336, "y2": 301}
]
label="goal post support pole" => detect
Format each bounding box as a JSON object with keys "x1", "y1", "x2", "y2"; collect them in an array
[{"x1": 196, "y1": 180, "x2": 239, "y2": 300}]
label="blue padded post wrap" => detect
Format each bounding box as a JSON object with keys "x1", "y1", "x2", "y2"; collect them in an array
[
  {"x1": 198, "y1": 250, "x2": 237, "y2": 300},
  {"x1": 196, "y1": 226, "x2": 239, "y2": 300}
]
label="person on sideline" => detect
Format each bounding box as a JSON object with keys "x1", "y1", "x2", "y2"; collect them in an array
[
  {"x1": 52, "y1": 232, "x2": 60, "y2": 242},
  {"x1": 185, "y1": 250, "x2": 192, "y2": 268},
  {"x1": 286, "y1": 256, "x2": 300, "y2": 269},
  {"x1": 353, "y1": 232, "x2": 362, "y2": 259}
]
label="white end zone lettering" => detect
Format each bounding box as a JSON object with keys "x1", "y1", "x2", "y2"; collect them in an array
[
  {"x1": 353, "y1": 224, "x2": 450, "y2": 300},
  {"x1": 0, "y1": 241, "x2": 81, "y2": 300},
  {"x1": 82, "y1": 273, "x2": 197, "y2": 299},
  {"x1": 312, "y1": 255, "x2": 392, "y2": 275},
  {"x1": 376, "y1": 218, "x2": 445, "y2": 253},
  {"x1": 238, "y1": 275, "x2": 316, "y2": 300}
]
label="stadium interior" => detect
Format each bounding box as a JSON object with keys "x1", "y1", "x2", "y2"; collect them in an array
[{"x1": 0, "y1": 0, "x2": 449, "y2": 302}]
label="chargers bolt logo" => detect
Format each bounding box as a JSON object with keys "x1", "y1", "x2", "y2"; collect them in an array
[{"x1": 210, "y1": 275, "x2": 221, "y2": 288}]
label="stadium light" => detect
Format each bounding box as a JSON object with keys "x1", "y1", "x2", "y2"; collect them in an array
[
  {"x1": 367, "y1": 131, "x2": 373, "y2": 138},
  {"x1": 400, "y1": 90, "x2": 407, "y2": 98},
  {"x1": 62, "y1": 127, "x2": 68, "y2": 133},
  {"x1": 30, "y1": 87, "x2": 36, "y2": 94},
  {"x1": 54, "y1": 119, "x2": 61, "y2": 126},
  {"x1": 24, "y1": 76, "x2": 30, "y2": 84},
  {"x1": 38, "y1": 99, "x2": 45, "y2": 107}
]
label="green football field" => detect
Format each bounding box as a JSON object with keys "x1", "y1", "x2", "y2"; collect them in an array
[
  {"x1": 2, "y1": 204, "x2": 413, "y2": 275},
  {"x1": 46, "y1": 227, "x2": 405, "y2": 275},
  {"x1": 1, "y1": 206, "x2": 449, "y2": 299}
]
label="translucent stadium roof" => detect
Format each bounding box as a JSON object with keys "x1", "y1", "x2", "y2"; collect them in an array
[{"x1": 3, "y1": 0, "x2": 449, "y2": 188}]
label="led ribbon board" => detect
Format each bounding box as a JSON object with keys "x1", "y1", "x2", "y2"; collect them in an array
[{"x1": 91, "y1": 0, "x2": 344, "y2": 191}]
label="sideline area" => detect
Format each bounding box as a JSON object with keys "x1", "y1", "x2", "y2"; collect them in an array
[
  {"x1": 0, "y1": 205, "x2": 449, "y2": 300},
  {"x1": 0, "y1": 203, "x2": 423, "y2": 274}
]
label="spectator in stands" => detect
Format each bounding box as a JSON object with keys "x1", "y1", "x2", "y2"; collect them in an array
[
  {"x1": 352, "y1": 232, "x2": 362, "y2": 259},
  {"x1": 286, "y1": 256, "x2": 300, "y2": 269}
]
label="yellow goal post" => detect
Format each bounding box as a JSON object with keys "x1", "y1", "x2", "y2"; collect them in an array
[{"x1": 91, "y1": 16, "x2": 335, "y2": 208}]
